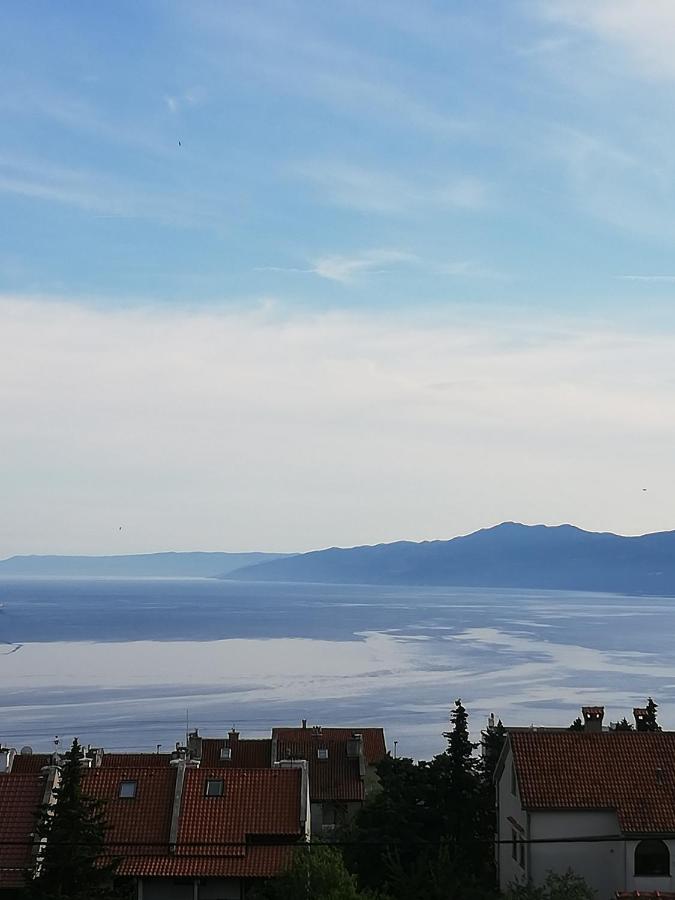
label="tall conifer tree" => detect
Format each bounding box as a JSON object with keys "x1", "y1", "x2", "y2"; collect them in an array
[{"x1": 27, "y1": 738, "x2": 121, "y2": 900}]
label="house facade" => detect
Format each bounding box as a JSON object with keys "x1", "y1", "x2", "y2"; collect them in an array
[{"x1": 496, "y1": 708, "x2": 675, "y2": 898}]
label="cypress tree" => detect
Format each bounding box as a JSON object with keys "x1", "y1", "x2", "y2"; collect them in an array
[
  {"x1": 27, "y1": 738, "x2": 120, "y2": 900},
  {"x1": 644, "y1": 697, "x2": 661, "y2": 732}
]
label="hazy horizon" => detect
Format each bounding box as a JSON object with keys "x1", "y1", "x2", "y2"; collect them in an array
[{"x1": 3, "y1": 2, "x2": 675, "y2": 556}]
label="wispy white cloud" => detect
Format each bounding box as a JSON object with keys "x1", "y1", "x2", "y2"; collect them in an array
[
  {"x1": 540, "y1": 0, "x2": 675, "y2": 81},
  {"x1": 291, "y1": 160, "x2": 489, "y2": 215},
  {"x1": 185, "y1": 3, "x2": 471, "y2": 139},
  {"x1": 0, "y1": 155, "x2": 217, "y2": 227}
]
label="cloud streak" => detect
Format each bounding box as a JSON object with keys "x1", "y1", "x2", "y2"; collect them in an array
[{"x1": 291, "y1": 161, "x2": 489, "y2": 214}]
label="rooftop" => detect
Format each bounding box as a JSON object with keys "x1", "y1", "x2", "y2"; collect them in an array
[{"x1": 510, "y1": 731, "x2": 675, "y2": 833}]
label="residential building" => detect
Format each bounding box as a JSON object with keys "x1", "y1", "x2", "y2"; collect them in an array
[
  {"x1": 496, "y1": 706, "x2": 675, "y2": 898},
  {"x1": 271, "y1": 724, "x2": 386, "y2": 834}
]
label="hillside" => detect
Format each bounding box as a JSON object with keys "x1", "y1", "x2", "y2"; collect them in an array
[
  {"x1": 223, "y1": 522, "x2": 675, "y2": 595},
  {"x1": 0, "y1": 551, "x2": 290, "y2": 578}
]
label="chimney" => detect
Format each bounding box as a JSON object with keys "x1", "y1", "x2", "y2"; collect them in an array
[
  {"x1": 634, "y1": 707, "x2": 648, "y2": 730},
  {"x1": 347, "y1": 733, "x2": 366, "y2": 778},
  {"x1": 228, "y1": 728, "x2": 239, "y2": 744},
  {"x1": 0, "y1": 747, "x2": 15, "y2": 773},
  {"x1": 301, "y1": 719, "x2": 307, "y2": 730},
  {"x1": 187, "y1": 729, "x2": 202, "y2": 761},
  {"x1": 582, "y1": 706, "x2": 604, "y2": 733}
]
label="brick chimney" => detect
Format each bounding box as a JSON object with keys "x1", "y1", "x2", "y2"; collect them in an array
[
  {"x1": 228, "y1": 728, "x2": 239, "y2": 745},
  {"x1": 582, "y1": 706, "x2": 604, "y2": 733},
  {"x1": 187, "y1": 729, "x2": 202, "y2": 762},
  {"x1": 634, "y1": 707, "x2": 648, "y2": 730}
]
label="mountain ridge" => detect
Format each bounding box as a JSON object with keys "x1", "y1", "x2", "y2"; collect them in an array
[
  {"x1": 0, "y1": 551, "x2": 291, "y2": 578},
  {"x1": 221, "y1": 522, "x2": 675, "y2": 595}
]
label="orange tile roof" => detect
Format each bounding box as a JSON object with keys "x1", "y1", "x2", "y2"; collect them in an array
[
  {"x1": 273, "y1": 727, "x2": 386, "y2": 765},
  {"x1": 200, "y1": 738, "x2": 271, "y2": 768},
  {"x1": 81, "y1": 767, "x2": 175, "y2": 860},
  {"x1": 511, "y1": 731, "x2": 675, "y2": 833},
  {"x1": 82, "y1": 765, "x2": 303, "y2": 879},
  {"x1": 0, "y1": 773, "x2": 45, "y2": 887},
  {"x1": 119, "y1": 844, "x2": 295, "y2": 878},
  {"x1": 177, "y1": 767, "x2": 302, "y2": 857}
]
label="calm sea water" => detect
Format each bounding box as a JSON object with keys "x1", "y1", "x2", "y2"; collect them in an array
[{"x1": 0, "y1": 577, "x2": 672, "y2": 759}]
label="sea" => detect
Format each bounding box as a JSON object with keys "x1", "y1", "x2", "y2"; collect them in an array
[{"x1": 0, "y1": 577, "x2": 672, "y2": 760}]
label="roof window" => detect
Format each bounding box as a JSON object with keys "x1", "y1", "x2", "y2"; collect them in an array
[
  {"x1": 205, "y1": 778, "x2": 224, "y2": 797},
  {"x1": 317, "y1": 748, "x2": 329, "y2": 760},
  {"x1": 220, "y1": 747, "x2": 232, "y2": 761},
  {"x1": 118, "y1": 780, "x2": 137, "y2": 799}
]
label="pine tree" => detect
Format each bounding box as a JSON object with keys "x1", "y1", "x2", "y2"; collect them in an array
[
  {"x1": 481, "y1": 717, "x2": 507, "y2": 787},
  {"x1": 569, "y1": 717, "x2": 583, "y2": 731},
  {"x1": 27, "y1": 738, "x2": 121, "y2": 900},
  {"x1": 429, "y1": 699, "x2": 493, "y2": 878},
  {"x1": 613, "y1": 717, "x2": 633, "y2": 731},
  {"x1": 644, "y1": 697, "x2": 661, "y2": 732}
]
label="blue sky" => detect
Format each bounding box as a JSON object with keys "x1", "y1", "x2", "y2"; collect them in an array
[{"x1": 2, "y1": 1, "x2": 675, "y2": 554}]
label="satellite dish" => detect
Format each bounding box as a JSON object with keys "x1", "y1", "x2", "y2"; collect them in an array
[{"x1": 20, "y1": 746, "x2": 33, "y2": 756}]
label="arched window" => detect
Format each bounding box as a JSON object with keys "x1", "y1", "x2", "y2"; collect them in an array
[{"x1": 634, "y1": 839, "x2": 670, "y2": 877}]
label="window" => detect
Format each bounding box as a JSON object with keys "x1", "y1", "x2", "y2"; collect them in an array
[
  {"x1": 510, "y1": 763, "x2": 517, "y2": 796},
  {"x1": 205, "y1": 778, "x2": 224, "y2": 797},
  {"x1": 511, "y1": 829, "x2": 517, "y2": 860},
  {"x1": 317, "y1": 748, "x2": 329, "y2": 760},
  {"x1": 634, "y1": 839, "x2": 670, "y2": 877},
  {"x1": 220, "y1": 747, "x2": 232, "y2": 760},
  {"x1": 118, "y1": 780, "x2": 137, "y2": 799}
]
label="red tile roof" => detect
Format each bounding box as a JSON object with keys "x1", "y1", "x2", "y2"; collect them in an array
[
  {"x1": 100, "y1": 753, "x2": 172, "y2": 768},
  {"x1": 11, "y1": 753, "x2": 51, "y2": 774},
  {"x1": 200, "y1": 738, "x2": 271, "y2": 768},
  {"x1": 177, "y1": 767, "x2": 302, "y2": 857},
  {"x1": 0, "y1": 773, "x2": 45, "y2": 887},
  {"x1": 273, "y1": 727, "x2": 386, "y2": 765},
  {"x1": 82, "y1": 765, "x2": 303, "y2": 879},
  {"x1": 120, "y1": 844, "x2": 295, "y2": 878},
  {"x1": 81, "y1": 767, "x2": 175, "y2": 860},
  {"x1": 511, "y1": 731, "x2": 675, "y2": 833},
  {"x1": 273, "y1": 736, "x2": 364, "y2": 802}
]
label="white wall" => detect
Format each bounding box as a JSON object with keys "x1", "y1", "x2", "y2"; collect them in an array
[
  {"x1": 529, "y1": 810, "x2": 623, "y2": 900},
  {"x1": 497, "y1": 746, "x2": 528, "y2": 890},
  {"x1": 625, "y1": 839, "x2": 675, "y2": 892}
]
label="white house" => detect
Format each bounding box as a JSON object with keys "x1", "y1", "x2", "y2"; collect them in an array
[{"x1": 495, "y1": 707, "x2": 675, "y2": 899}]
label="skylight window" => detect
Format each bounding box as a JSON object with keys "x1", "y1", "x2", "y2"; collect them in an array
[
  {"x1": 119, "y1": 780, "x2": 137, "y2": 799},
  {"x1": 220, "y1": 747, "x2": 232, "y2": 760},
  {"x1": 317, "y1": 748, "x2": 329, "y2": 760},
  {"x1": 205, "y1": 778, "x2": 224, "y2": 797}
]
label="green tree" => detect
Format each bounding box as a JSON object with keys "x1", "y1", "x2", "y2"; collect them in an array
[
  {"x1": 26, "y1": 738, "x2": 124, "y2": 900},
  {"x1": 427, "y1": 699, "x2": 493, "y2": 876},
  {"x1": 506, "y1": 870, "x2": 595, "y2": 900},
  {"x1": 644, "y1": 697, "x2": 661, "y2": 731},
  {"x1": 481, "y1": 717, "x2": 506, "y2": 787},
  {"x1": 251, "y1": 847, "x2": 385, "y2": 900},
  {"x1": 568, "y1": 718, "x2": 583, "y2": 732},
  {"x1": 613, "y1": 717, "x2": 633, "y2": 731}
]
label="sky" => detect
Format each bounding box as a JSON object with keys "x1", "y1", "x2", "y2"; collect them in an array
[{"x1": 2, "y1": 0, "x2": 675, "y2": 555}]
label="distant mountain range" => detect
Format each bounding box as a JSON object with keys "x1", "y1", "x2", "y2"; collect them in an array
[
  {"x1": 4, "y1": 524, "x2": 675, "y2": 595},
  {"x1": 0, "y1": 551, "x2": 290, "y2": 578},
  {"x1": 224, "y1": 522, "x2": 675, "y2": 595}
]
